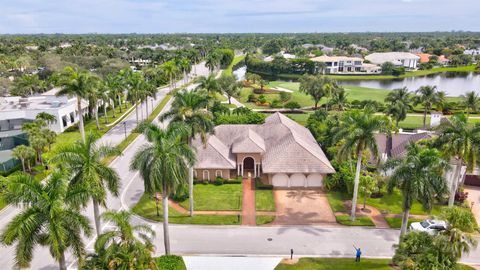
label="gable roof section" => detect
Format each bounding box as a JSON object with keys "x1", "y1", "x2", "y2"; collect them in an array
[
  {"x1": 232, "y1": 129, "x2": 266, "y2": 153},
  {"x1": 192, "y1": 135, "x2": 236, "y2": 169}
]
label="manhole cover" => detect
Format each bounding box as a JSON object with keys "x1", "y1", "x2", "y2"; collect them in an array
[{"x1": 267, "y1": 238, "x2": 273, "y2": 241}]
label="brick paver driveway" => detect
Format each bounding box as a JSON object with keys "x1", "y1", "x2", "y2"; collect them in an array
[{"x1": 271, "y1": 189, "x2": 337, "y2": 225}]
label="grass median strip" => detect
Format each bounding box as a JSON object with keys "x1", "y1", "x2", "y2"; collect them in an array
[{"x1": 336, "y1": 215, "x2": 375, "y2": 226}]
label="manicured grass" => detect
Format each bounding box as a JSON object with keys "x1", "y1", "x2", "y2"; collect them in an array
[
  {"x1": 274, "y1": 257, "x2": 393, "y2": 270},
  {"x1": 155, "y1": 255, "x2": 186, "y2": 270},
  {"x1": 239, "y1": 87, "x2": 313, "y2": 109},
  {"x1": 327, "y1": 190, "x2": 444, "y2": 216},
  {"x1": 132, "y1": 193, "x2": 241, "y2": 225},
  {"x1": 326, "y1": 192, "x2": 348, "y2": 212},
  {"x1": 255, "y1": 189, "x2": 276, "y2": 211},
  {"x1": 336, "y1": 215, "x2": 375, "y2": 226},
  {"x1": 223, "y1": 55, "x2": 246, "y2": 76},
  {"x1": 457, "y1": 264, "x2": 476, "y2": 270},
  {"x1": 0, "y1": 195, "x2": 6, "y2": 211},
  {"x1": 398, "y1": 115, "x2": 431, "y2": 129},
  {"x1": 179, "y1": 183, "x2": 242, "y2": 211},
  {"x1": 284, "y1": 113, "x2": 311, "y2": 126},
  {"x1": 256, "y1": 215, "x2": 275, "y2": 225},
  {"x1": 384, "y1": 217, "x2": 424, "y2": 229}
]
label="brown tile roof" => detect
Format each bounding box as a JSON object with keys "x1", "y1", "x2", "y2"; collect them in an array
[{"x1": 193, "y1": 113, "x2": 335, "y2": 174}]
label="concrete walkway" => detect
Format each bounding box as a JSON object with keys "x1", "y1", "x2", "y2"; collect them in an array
[
  {"x1": 183, "y1": 256, "x2": 282, "y2": 270},
  {"x1": 465, "y1": 186, "x2": 480, "y2": 225},
  {"x1": 359, "y1": 205, "x2": 390, "y2": 228},
  {"x1": 242, "y1": 178, "x2": 256, "y2": 225}
]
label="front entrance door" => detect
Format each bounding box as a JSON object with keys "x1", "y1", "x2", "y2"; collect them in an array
[{"x1": 243, "y1": 157, "x2": 255, "y2": 178}]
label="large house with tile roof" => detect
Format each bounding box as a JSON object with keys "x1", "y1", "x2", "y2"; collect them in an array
[{"x1": 192, "y1": 113, "x2": 335, "y2": 188}]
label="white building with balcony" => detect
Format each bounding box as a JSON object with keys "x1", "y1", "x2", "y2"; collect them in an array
[
  {"x1": 365, "y1": 52, "x2": 420, "y2": 69},
  {"x1": 311, "y1": 55, "x2": 381, "y2": 74}
]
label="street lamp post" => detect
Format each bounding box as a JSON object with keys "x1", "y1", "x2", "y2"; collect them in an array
[{"x1": 123, "y1": 122, "x2": 127, "y2": 140}]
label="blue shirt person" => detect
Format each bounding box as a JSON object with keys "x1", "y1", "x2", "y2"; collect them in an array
[{"x1": 353, "y1": 245, "x2": 362, "y2": 262}]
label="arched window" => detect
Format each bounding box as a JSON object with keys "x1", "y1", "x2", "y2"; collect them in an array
[
  {"x1": 215, "y1": 170, "x2": 222, "y2": 178},
  {"x1": 203, "y1": 170, "x2": 210, "y2": 181}
]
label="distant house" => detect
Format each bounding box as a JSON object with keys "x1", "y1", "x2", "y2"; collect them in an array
[
  {"x1": 464, "y1": 48, "x2": 480, "y2": 56},
  {"x1": 365, "y1": 52, "x2": 420, "y2": 69},
  {"x1": 416, "y1": 53, "x2": 449, "y2": 65},
  {"x1": 192, "y1": 113, "x2": 335, "y2": 188},
  {"x1": 311, "y1": 55, "x2": 381, "y2": 74}
]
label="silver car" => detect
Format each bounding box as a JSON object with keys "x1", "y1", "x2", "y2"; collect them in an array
[{"x1": 409, "y1": 220, "x2": 447, "y2": 235}]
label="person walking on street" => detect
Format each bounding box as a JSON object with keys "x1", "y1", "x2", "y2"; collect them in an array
[{"x1": 353, "y1": 245, "x2": 362, "y2": 262}]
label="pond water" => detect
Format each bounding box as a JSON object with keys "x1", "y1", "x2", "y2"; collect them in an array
[
  {"x1": 338, "y1": 72, "x2": 480, "y2": 96},
  {"x1": 235, "y1": 65, "x2": 480, "y2": 96}
]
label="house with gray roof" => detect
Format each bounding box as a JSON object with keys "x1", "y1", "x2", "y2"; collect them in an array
[{"x1": 192, "y1": 113, "x2": 335, "y2": 188}]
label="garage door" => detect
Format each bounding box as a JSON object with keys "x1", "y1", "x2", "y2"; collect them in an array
[
  {"x1": 290, "y1": 173, "x2": 306, "y2": 187},
  {"x1": 307, "y1": 174, "x2": 323, "y2": 187},
  {"x1": 272, "y1": 173, "x2": 289, "y2": 187}
]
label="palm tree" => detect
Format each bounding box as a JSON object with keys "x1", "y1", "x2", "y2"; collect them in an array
[
  {"x1": 127, "y1": 72, "x2": 148, "y2": 124},
  {"x1": 10, "y1": 74, "x2": 43, "y2": 97},
  {"x1": 385, "y1": 87, "x2": 413, "y2": 129},
  {"x1": 130, "y1": 123, "x2": 195, "y2": 254},
  {"x1": 188, "y1": 50, "x2": 201, "y2": 75},
  {"x1": 334, "y1": 109, "x2": 390, "y2": 220},
  {"x1": 40, "y1": 128, "x2": 57, "y2": 151},
  {"x1": 196, "y1": 74, "x2": 220, "y2": 96},
  {"x1": 162, "y1": 60, "x2": 179, "y2": 90},
  {"x1": 11, "y1": 145, "x2": 35, "y2": 172},
  {"x1": 414, "y1": 85, "x2": 441, "y2": 129},
  {"x1": 160, "y1": 90, "x2": 213, "y2": 216},
  {"x1": 218, "y1": 75, "x2": 242, "y2": 105},
  {"x1": 30, "y1": 135, "x2": 47, "y2": 165},
  {"x1": 205, "y1": 52, "x2": 220, "y2": 74},
  {"x1": 51, "y1": 133, "x2": 120, "y2": 236},
  {"x1": 35, "y1": 112, "x2": 57, "y2": 126},
  {"x1": 462, "y1": 91, "x2": 480, "y2": 117},
  {"x1": 179, "y1": 58, "x2": 192, "y2": 84},
  {"x1": 435, "y1": 113, "x2": 480, "y2": 206},
  {"x1": 57, "y1": 67, "x2": 98, "y2": 142},
  {"x1": 328, "y1": 88, "x2": 348, "y2": 111},
  {"x1": 0, "y1": 171, "x2": 92, "y2": 270},
  {"x1": 82, "y1": 211, "x2": 156, "y2": 269},
  {"x1": 383, "y1": 143, "x2": 448, "y2": 236}
]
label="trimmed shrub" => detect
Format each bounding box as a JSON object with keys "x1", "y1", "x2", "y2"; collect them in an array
[
  {"x1": 284, "y1": 101, "x2": 301, "y2": 110},
  {"x1": 156, "y1": 255, "x2": 186, "y2": 270},
  {"x1": 247, "y1": 94, "x2": 257, "y2": 102},
  {"x1": 270, "y1": 99, "x2": 282, "y2": 108},
  {"x1": 255, "y1": 177, "x2": 273, "y2": 190},
  {"x1": 214, "y1": 176, "x2": 225, "y2": 186},
  {"x1": 279, "y1": 91, "x2": 291, "y2": 102}
]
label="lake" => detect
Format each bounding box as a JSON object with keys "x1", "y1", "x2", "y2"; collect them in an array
[
  {"x1": 338, "y1": 72, "x2": 480, "y2": 96},
  {"x1": 235, "y1": 65, "x2": 480, "y2": 96}
]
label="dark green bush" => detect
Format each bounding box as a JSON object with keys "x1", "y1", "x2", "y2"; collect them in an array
[
  {"x1": 255, "y1": 177, "x2": 273, "y2": 190},
  {"x1": 156, "y1": 255, "x2": 186, "y2": 270}
]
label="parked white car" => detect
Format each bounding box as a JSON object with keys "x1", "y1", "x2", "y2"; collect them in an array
[{"x1": 409, "y1": 220, "x2": 447, "y2": 235}]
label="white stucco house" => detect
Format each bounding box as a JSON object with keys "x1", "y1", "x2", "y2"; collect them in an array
[
  {"x1": 365, "y1": 52, "x2": 420, "y2": 69},
  {"x1": 192, "y1": 113, "x2": 335, "y2": 188}
]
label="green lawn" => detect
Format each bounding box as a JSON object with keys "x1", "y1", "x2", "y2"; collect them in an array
[
  {"x1": 223, "y1": 55, "x2": 246, "y2": 76},
  {"x1": 239, "y1": 87, "x2": 313, "y2": 109},
  {"x1": 0, "y1": 195, "x2": 6, "y2": 211},
  {"x1": 132, "y1": 193, "x2": 241, "y2": 225},
  {"x1": 155, "y1": 255, "x2": 186, "y2": 270},
  {"x1": 274, "y1": 258, "x2": 393, "y2": 270},
  {"x1": 336, "y1": 215, "x2": 375, "y2": 226},
  {"x1": 384, "y1": 217, "x2": 424, "y2": 229},
  {"x1": 284, "y1": 113, "x2": 311, "y2": 126},
  {"x1": 179, "y1": 183, "x2": 242, "y2": 211},
  {"x1": 255, "y1": 189, "x2": 276, "y2": 211},
  {"x1": 327, "y1": 190, "x2": 444, "y2": 216},
  {"x1": 256, "y1": 215, "x2": 275, "y2": 225}
]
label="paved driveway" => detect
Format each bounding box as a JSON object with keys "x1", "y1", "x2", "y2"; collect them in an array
[
  {"x1": 465, "y1": 185, "x2": 480, "y2": 225},
  {"x1": 272, "y1": 189, "x2": 337, "y2": 225}
]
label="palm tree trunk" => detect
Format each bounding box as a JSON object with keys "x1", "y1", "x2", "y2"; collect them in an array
[
  {"x1": 59, "y1": 252, "x2": 67, "y2": 270},
  {"x1": 111, "y1": 100, "x2": 116, "y2": 118},
  {"x1": 77, "y1": 97, "x2": 86, "y2": 142},
  {"x1": 423, "y1": 107, "x2": 427, "y2": 129},
  {"x1": 228, "y1": 96, "x2": 231, "y2": 104},
  {"x1": 314, "y1": 100, "x2": 319, "y2": 110},
  {"x1": 162, "y1": 191, "x2": 171, "y2": 255},
  {"x1": 448, "y1": 158, "x2": 463, "y2": 207},
  {"x1": 95, "y1": 104, "x2": 100, "y2": 130},
  {"x1": 350, "y1": 150, "x2": 363, "y2": 221},
  {"x1": 140, "y1": 101, "x2": 144, "y2": 120},
  {"x1": 145, "y1": 98, "x2": 149, "y2": 117},
  {"x1": 92, "y1": 198, "x2": 101, "y2": 236},
  {"x1": 135, "y1": 102, "x2": 139, "y2": 124},
  {"x1": 118, "y1": 95, "x2": 123, "y2": 113},
  {"x1": 20, "y1": 159, "x2": 25, "y2": 172},
  {"x1": 188, "y1": 139, "x2": 195, "y2": 216},
  {"x1": 103, "y1": 103, "x2": 108, "y2": 124},
  {"x1": 400, "y1": 207, "x2": 410, "y2": 237}
]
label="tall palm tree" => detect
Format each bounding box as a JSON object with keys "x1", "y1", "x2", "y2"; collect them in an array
[
  {"x1": 127, "y1": 72, "x2": 148, "y2": 124},
  {"x1": 10, "y1": 74, "x2": 43, "y2": 97},
  {"x1": 104, "y1": 74, "x2": 121, "y2": 117},
  {"x1": 160, "y1": 90, "x2": 213, "y2": 216},
  {"x1": 130, "y1": 123, "x2": 195, "y2": 254},
  {"x1": 0, "y1": 171, "x2": 92, "y2": 270},
  {"x1": 334, "y1": 109, "x2": 391, "y2": 220},
  {"x1": 11, "y1": 144, "x2": 35, "y2": 172},
  {"x1": 57, "y1": 66, "x2": 97, "y2": 142},
  {"x1": 413, "y1": 85, "x2": 441, "y2": 129},
  {"x1": 179, "y1": 58, "x2": 192, "y2": 84},
  {"x1": 188, "y1": 50, "x2": 201, "y2": 75},
  {"x1": 205, "y1": 52, "x2": 220, "y2": 74},
  {"x1": 196, "y1": 74, "x2": 220, "y2": 97},
  {"x1": 383, "y1": 143, "x2": 448, "y2": 236},
  {"x1": 51, "y1": 133, "x2": 120, "y2": 236},
  {"x1": 462, "y1": 91, "x2": 480, "y2": 117},
  {"x1": 82, "y1": 211, "x2": 156, "y2": 269},
  {"x1": 162, "y1": 60, "x2": 178, "y2": 90},
  {"x1": 35, "y1": 112, "x2": 57, "y2": 126},
  {"x1": 385, "y1": 87, "x2": 413, "y2": 129},
  {"x1": 435, "y1": 113, "x2": 480, "y2": 206}
]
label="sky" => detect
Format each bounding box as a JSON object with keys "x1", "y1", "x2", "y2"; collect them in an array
[{"x1": 0, "y1": 0, "x2": 479, "y2": 34}]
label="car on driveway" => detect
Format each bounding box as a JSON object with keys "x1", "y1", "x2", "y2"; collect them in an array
[{"x1": 409, "y1": 220, "x2": 447, "y2": 235}]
